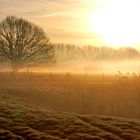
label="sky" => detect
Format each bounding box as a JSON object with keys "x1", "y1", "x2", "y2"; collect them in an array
[{"x1": 1, "y1": 0, "x2": 140, "y2": 49}]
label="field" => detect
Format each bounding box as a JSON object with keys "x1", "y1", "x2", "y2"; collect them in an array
[{"x1": 0, "y1": 72, "x2": 140, "y2": 139}]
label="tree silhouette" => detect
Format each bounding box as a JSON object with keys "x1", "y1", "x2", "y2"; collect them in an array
[{"x1": 0, "y1": 16, "x2": 54, "y2": 73}]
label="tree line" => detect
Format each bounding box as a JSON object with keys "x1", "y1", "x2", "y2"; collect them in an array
[{"x1": 52, "y1": 43, "x2": 140, "y2": 62}]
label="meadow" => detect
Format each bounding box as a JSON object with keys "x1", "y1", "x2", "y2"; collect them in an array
[
  {"x1": 1, "y1": 72, "x2": 140, "y2": 118},
  {"x1": 0, "y1": 72, "x2": 140, "y2": 139}
]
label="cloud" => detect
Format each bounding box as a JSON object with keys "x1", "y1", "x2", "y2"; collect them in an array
[
  {"x1": 39, "y1": 11, "x2": 71, "y2": 18},
  {"x1": 39, "y1": 13, "x2": 62, "y2": 17}
]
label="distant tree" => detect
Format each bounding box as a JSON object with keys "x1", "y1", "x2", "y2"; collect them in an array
[
  {"x1": 0, "y1": 16, "x2": 54, "y2": 74},
  {"x1": 117, "y1": 47, "x2": 139, "y2": 58}
]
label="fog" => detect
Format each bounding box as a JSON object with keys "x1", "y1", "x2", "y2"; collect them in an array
[
  {"x1": 23, "y1": 60, "x2": 140, "y2": 76},
  {"x1": 1, "y1": 60, "x2": 140, "y2": 76},
  {"x1": 30, "y1": 44, "x2": 140, "y2": 74},
  {"x1": 1, "y1": 45, "x2": 140, "y2": 75}
]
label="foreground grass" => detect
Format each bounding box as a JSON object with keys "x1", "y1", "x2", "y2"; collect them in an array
[{"x1": 0, "y1": 86, "x2": 140, "y2": 140}]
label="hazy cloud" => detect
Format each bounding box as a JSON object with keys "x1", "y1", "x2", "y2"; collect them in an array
[{"x1": 39, "y1": 11, "x2": 72, "y2": 18}]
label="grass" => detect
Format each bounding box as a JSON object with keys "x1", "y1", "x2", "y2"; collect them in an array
[{"x1": 0, "y1": 72, "x2": 140, "y2": 139}]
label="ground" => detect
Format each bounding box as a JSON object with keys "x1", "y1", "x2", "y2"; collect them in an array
[{"x1": 0, "y1": 72, "x2": 140, "y2": 140}]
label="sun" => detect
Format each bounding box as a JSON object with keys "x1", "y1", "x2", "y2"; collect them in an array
[{"x1": 88, "y1": 0, "x2": 140, "y2": 47}]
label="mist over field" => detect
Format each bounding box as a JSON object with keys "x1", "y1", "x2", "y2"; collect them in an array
[
  {"x1": 1, "y1": 45, "x2": 140, "y2": 74},
  {"x1": 26, "y1": 45, "x2": 140, "y2": 74},
  {"x1": 34, "y1": 60, "x2": 140, "y2": 74}
]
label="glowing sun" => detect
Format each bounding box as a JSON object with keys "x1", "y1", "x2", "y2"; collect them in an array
[{"x1": 88, "y1": 0, "x2": 140, "y2": 47}]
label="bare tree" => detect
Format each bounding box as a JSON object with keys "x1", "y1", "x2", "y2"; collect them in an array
[{"x1": 0, "y1": 16, "x2": 54, "y2": 74}]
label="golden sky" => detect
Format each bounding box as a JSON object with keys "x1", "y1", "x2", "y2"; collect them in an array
[{"x1": 1, "y1": 0, "x2": 140, "y2": 48}]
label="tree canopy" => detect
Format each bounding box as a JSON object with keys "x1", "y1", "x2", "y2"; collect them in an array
[{"x1": 0, "y1": 16, "x2": 54, "y2": 72}]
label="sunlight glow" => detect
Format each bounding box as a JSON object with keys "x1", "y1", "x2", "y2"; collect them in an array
[{"x1": 88, "y1": 0, "x2": 140, "y2": 47}]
